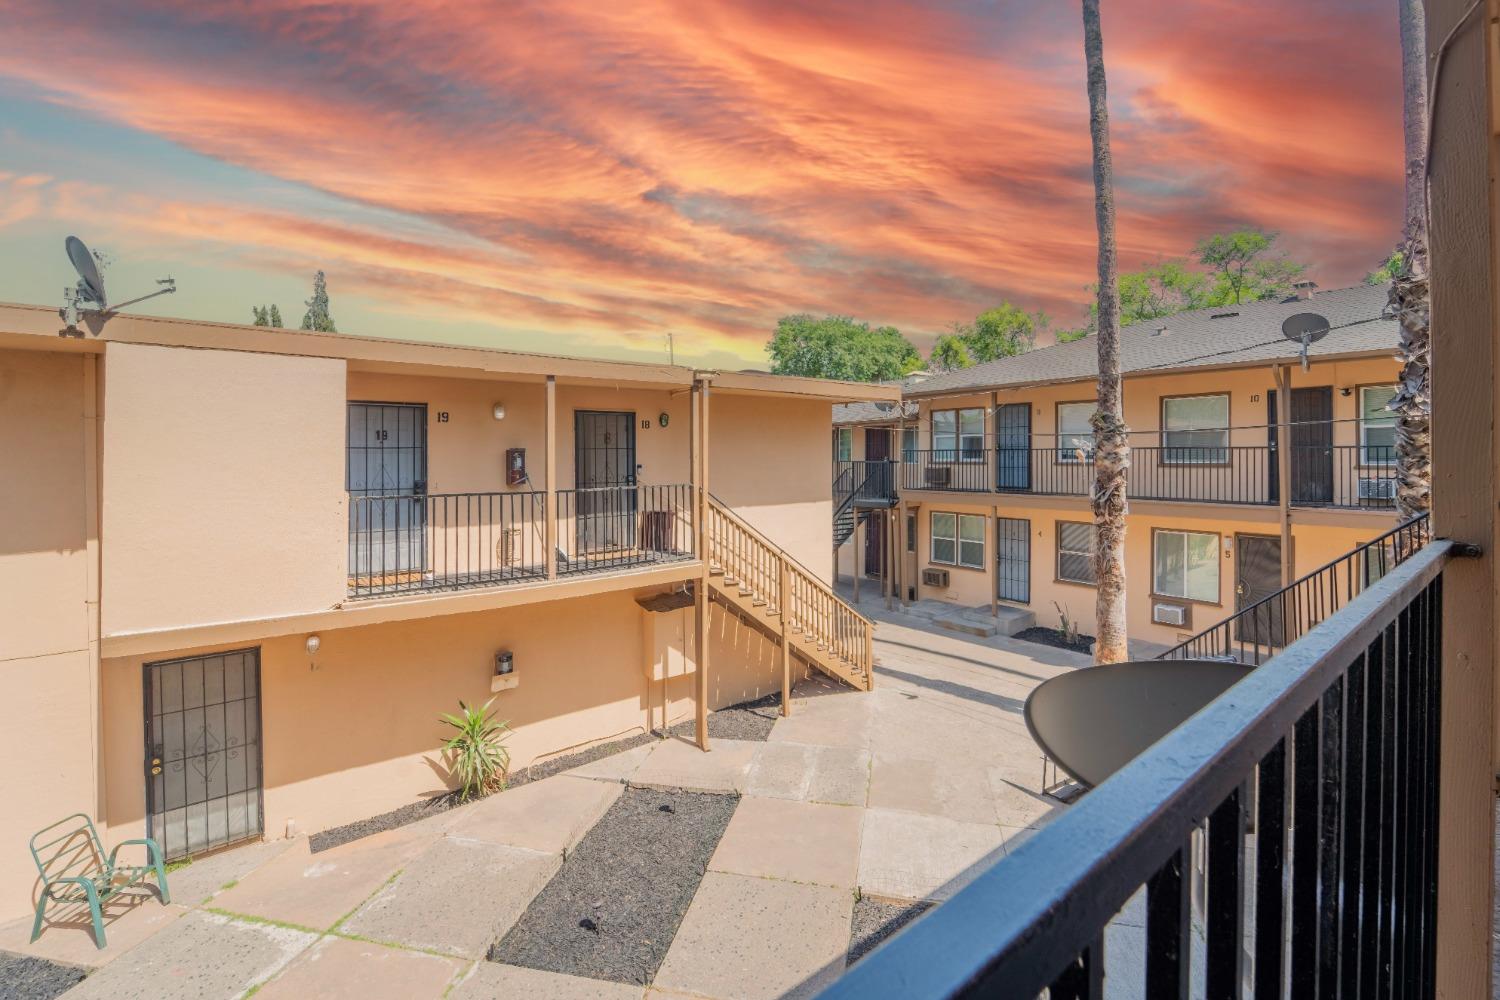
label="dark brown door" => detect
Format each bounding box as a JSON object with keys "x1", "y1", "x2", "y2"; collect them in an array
[
  {"x1": 1268, "y1": 387, "x2": 1334, "y2": 504},
  {"x1": 863, "y1": 510, "x2": 885, "y2": 577},
  {"x1": 1234, "y1": 535, "x2": 1285, "y2": 648},
  {"x1": 864, "y1": 428, "x2": 890, "y2": 461}
]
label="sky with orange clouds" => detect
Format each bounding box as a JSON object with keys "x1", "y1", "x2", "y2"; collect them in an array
[{"x1": 0, "y1": 1, "x2": 1403, "y2": 369}]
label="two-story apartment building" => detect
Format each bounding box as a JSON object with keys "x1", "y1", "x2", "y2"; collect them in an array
[
  {"x1": 834, "y1": 283, "x2": 1403, "y2": 649},
  {"x1": 0, "y1": 303, "x2": 894, "y2": 922}
]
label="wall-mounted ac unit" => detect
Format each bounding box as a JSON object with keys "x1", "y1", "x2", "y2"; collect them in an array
[
  {"x1": 922, "y1": 568, "x2": 950, "y2": 588},
  {"x1": 924, "y1": 467, "x2": 951, "y2": 488},
  {"x1": 1358, "y1": 478, "x2": 1397, "y2": 502},
  {"x1": 1152, "y1": 601, "x2": 1189, "y2": 627}
]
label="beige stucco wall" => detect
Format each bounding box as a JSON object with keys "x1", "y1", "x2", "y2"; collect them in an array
[
  {"x1": 0, "y1": 349, "x2": 99, "y2": 922},
  {"x1": 99, "y1": 587, "x2": 802, "y2": 847},
  {"x1": 101, "y1": 343, "x2": 347, "y2": 637}
]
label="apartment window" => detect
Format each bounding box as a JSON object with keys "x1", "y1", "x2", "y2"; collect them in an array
[
  {"x1": 906, "y1": 513, "x2": 916, "y2": 552},
  {"x1": 1057, "y1": 520, "x2": 1096, "y2": 584},
  {"x1": 933, "y1": 408, "x2": 984, "y2": 462},
  {"x1": 1360, "y1": 385, "x2": 1397, "y2": 465},
  {"x1": 1056, "y1": 402, "x2": 1095, "y2": 462},
  {"x1": 931, "y1": 512, "x2": 985, "y2": 569},
  {"x1": 902, "y1": 426, "x2": 918, "y2": 463},
  {"x1": 1153, "y1": 529, "x2": 1220, "y2": 602},
  {"x1": 1162, "y1": 394, "x2": 1229, "y2": 464},
  {"x1": 835, "y1": 428, "x2": 852, "y2": 462}
]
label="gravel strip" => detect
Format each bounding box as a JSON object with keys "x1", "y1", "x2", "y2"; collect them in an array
[
  {"x1": 667, "y1": 693, "x2": 781, "y2": 743},
  {"x1": 309, "y1": 731, "x2": 659, "y2": 853},
  {"x1": 1013, "y1": 626, "x2": 1095, "y2": 655},
  {"x1": 0, "y1": 951, "x2": 88, "y2": 1000},
  {"x1": 488, "y1": 786, "x2": 738, "y2": 984},
  {"x1": 846, "y1": 898, "x2": 935, "y2": 966}
]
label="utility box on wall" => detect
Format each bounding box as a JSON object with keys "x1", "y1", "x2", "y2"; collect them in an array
[{"x1": 505, "y1": 447, "x2": 527, "y2": 486}]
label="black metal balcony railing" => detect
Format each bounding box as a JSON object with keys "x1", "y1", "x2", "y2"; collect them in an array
[
  {"x1": 822, "y1": 532, "x2": 1452, "y2": 999},
  {"x1": 891, "y1": 433, "x2": 1398, "y2": 510},
  {"x1": 1163, "y1": 513, "x2": 1432, "y2": 665},
  {"x1": 835, "y1": 460, "x2": 899, "y2": 504},
  {"x1": 347, "y1": 491, "x2": 546, "y2": 598},
  {"x1": 555, "y1": 483, "x2": 696, "y2": 577},
  {"x1": 901, "y1": 450, "x2": 992, "y2": 493}
]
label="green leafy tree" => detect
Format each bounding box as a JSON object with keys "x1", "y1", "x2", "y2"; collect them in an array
[
  {"x1": 966, "y1": 303, "x2": 1042, "y2": 362},
  {"x1": 1055, "y1": 327, "x2": 1091, "y2": 343},
  {"x1": 300, "y1": 271, "x2": 337, "y2": 332},
  {"x1": 1365, "y1": 249, "x2": 1404, "y2": 285},
  {"x1": 1117, "y1": 260, "x2": 1210, "y2": 323},
  {"x1": 928, "y1": 332, "x2": 974, "y2": 371},
  {"x1": 766, "y1": 314, "x2": 922, "y2": 381},
  {"x1": 269, "y1": 304, "x2": 283, "y2": 327},
  {"x1": 1194, "y1": 229, "x2": 1307, "y2": 304}
]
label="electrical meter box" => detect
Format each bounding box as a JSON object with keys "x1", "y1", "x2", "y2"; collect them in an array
[{"x1": 505, "y1": 447, "x2": 527, "y2": 486}]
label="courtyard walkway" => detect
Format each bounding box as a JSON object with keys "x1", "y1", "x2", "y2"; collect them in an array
[{"x1": 0, "y1": 606, "x2": 1090, "y2": 1000}]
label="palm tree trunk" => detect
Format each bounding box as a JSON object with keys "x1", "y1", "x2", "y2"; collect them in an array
[
  {"x1": 1391, "y1": 0, "x2": 1431, "y2": 520},
  {"x1": 1081, "y1": 0, "x2": 1129, "y2": 664}
]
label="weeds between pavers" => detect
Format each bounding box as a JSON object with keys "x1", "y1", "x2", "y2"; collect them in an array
[
  {"x1": 846, "y1": 897, "x2": 935, "y2": 966},
  {"x1": 488, "y1": 786, "x2": 738, "y2": 985},
  {"x1": 0, "y1": 951, "x2": 88, "y2": 1000}
]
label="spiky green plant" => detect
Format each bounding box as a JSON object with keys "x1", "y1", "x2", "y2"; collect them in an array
[{"x1": 439, "y1": 699, "x2": 511, "y2": 801}]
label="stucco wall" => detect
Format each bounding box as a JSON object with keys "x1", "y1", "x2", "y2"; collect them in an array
[
  {"x1": 100, "y1": 588, "x2": 800, "y2": 846},
  {"x1": 0, "y1": 348, "x2": 98, "y2": 922},
  {"x1": 710, "y1": 393, "x2": 833, "y2": 579},
  {"x1": 101, "y1": 344, "x2": 347, "y2": 636}
]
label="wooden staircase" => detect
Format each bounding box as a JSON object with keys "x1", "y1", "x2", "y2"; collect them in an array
[{"x1": 705, "y1": 495, "x2": 875, "y2": 692}]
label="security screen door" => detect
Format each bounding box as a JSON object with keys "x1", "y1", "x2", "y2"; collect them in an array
[
  {"x1": 575, "y1": 411, "x2": 637, "y2": 552},
  {"x1": 995, "y1": 404, "x2": 1031, "y2": 491},
  {"x1": 347, "y1": 402, "x2": 428, "y2": 584},
  {"x1": 145, "y1": 649, "x2": 263, "y2": 861}
]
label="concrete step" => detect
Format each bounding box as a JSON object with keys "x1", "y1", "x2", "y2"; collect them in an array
[{"x1": 894, "y1": 599, "x2": 1036, "y2": 639}]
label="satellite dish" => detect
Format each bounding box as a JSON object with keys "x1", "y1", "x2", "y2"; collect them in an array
[
  {"x1": 58, "y1": 236, "x2": 175, "y2": 329},
  {"x1": 1281, "y1": 312, "x2": 1330, "y2": 371},
  {"x1": 66, "y1": 236, "x2": 107, "y2": 309}
]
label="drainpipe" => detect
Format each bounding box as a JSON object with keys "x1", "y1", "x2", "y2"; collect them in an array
[{"x1": 1274, "y1": 364, "x2": 1294, "y2": 586}]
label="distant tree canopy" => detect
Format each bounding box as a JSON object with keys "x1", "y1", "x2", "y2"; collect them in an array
[
  {"x1": 1365, "y1": 248, "x2": 1404, "y2": 285},
  {"x1": 925, "y1": 302, "x2": 1043, "y2": 371},
  {"x1": 1194, "y1": 229, "x2": 1306, "y2": 304},
  {"x1": 766, "y1": 314, "x2": 923, "y2": 381},
  {"x1": 300, "y1": 270, "x2": 337, "y2": 333},
  {"x1": 251, "y1": 304, "x2": 284, "y2": 327}
]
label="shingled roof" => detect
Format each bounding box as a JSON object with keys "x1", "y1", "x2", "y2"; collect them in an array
[{"x1": 905, "y1": 283, "x2": 1396, "y2": 398}]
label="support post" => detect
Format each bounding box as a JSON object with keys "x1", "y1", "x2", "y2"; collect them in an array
[
  {"x1": 898, "y1": 500, "x2": 910, "y2": 607},
  {"x1": 544, "y1": 375, "x2": 558, "y2": 580},
  {"x1": 853, "y1": 513, "x2": 862, "y2": 605},
  {"x1": 778, "y1": 558, "x2": 792, "y2": 716},
  {"x1": 694, "y1": 379, "x2": 712, "y2": 751},
  {"x1": 990, "y1": 503, "x2": 1000, "y2": 617},
  {"x1": 1273, "y1": 364, "x2": 1294, "y2": 586}
]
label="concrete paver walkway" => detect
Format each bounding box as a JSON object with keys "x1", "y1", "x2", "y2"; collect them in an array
[{"x1": 0, "y1": 596, "x2": 1086, "y2": 999}]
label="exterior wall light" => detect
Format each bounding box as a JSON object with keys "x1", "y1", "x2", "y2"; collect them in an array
[
  {"x1": 658, "y1": 412, "x2": 670, "y2": 428},
  {"x1": 495, "y1": 650, "x2": 515, "y2": 675},
  {"x1": 306, "y1": 635, "x2": 321, "y2": 655},
  {"x1": 493, "y1": 403, "x2": 507, "y2": 420}
]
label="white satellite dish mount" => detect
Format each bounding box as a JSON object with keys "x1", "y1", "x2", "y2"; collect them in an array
[
  {"x1": 1280, "y1": 312, "x2": 1330, "y2": 372},
  {"x1": 60, "y1": 235, "x2": 176, "y2": 329}
]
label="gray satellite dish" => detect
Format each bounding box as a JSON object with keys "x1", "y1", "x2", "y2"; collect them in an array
[
  {"x1": 66, "y1": 236, "x2": 107, "y2": 309},
  {"x1": 1281, "y1": 311, "x2": 1330, "y2": 371},
  {"x1": 58, "y1": 236, "x2": 175, "y2": 329}
]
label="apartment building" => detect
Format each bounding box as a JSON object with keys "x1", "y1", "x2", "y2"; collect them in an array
[
  {"x1": 834, "y1": 283, "x2": 1402, "y2": 649},
  {"x1": 0, "y1": 303, "x2": 893, "y2": 922}
]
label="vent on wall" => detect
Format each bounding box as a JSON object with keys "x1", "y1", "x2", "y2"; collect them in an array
[{"x1": 922, "y1": 568, "x2": 950, "y2": 589}]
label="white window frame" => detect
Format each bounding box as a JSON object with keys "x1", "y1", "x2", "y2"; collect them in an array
[
  {"x1": 1056, "y1": 520, "x2": 1096, "y2": 585},
  {"x1": 1161, "y1": 394, "x2": 1230, "y2": 465},
  {"x1": 1359, "y1": 385, "x2": 1397, "y2": 466},
  {"x1": 931, "y1": 511, "x2": 984, "y2": 569},
  {"x1": 932, "y1": 408, "x2": 984, "y2": 463},
  {"x1": 1056, "y1": 402, "x2": 1095, "y2": 463},
  {"x1": 835, "y1": 427, "x2": 852, "y2": 462},
  {"x1": 1152, "y1": 529, "x2": 1221, "y2": 602},
  {"x1": 901, "y1": 426, "x2": 918, "y2": 464}
]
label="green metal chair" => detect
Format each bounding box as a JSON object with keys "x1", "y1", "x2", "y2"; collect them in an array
[{"x1": 29, "y1": 813, "x2": 170, "y2": 949}]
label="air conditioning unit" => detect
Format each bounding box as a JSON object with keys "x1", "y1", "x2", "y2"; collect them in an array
[
  {"x1": 1358, "y1": 478, "x2": 1397, "y2": 502},
  {"x1": 1152, "y1": 601, "x2": 1189, "y2": 627},
  {"x1": 924, "y1": 466, "x2": 951, "y2": 488},
  {"x1": 922, "y1": 568, "x2": 950, "y2": 589}
]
